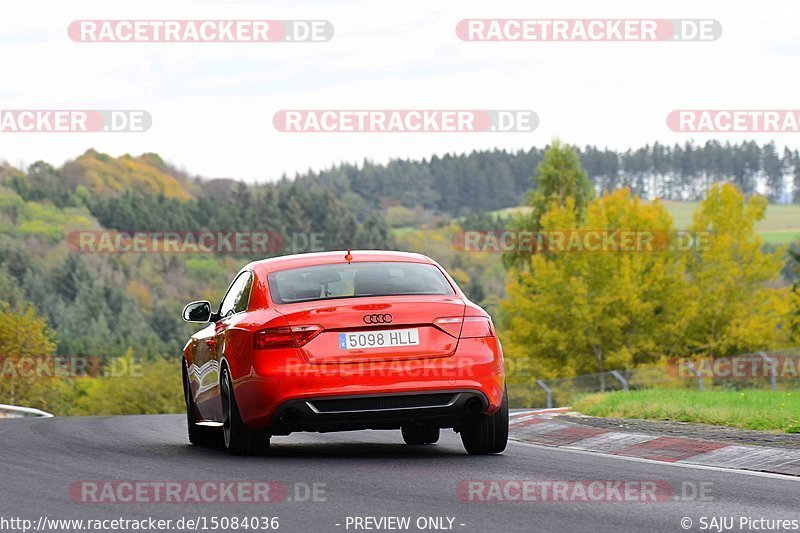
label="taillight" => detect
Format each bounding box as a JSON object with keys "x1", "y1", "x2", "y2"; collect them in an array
[
  {"x1": 291, "y1": 325, "x2": 324, "y2": 345},
  {"x1": 433, "y1": 317, "x2": 462, "y2": 338},
  {"x1": 460, "y1": 316, "x2": 495, "y2": 338},
  {"x1": 254, "y1": 325, "x2": 323, "y2": 350},
  {"x1": 433, "y1": 316, "x2": 495, "y2": 338}
]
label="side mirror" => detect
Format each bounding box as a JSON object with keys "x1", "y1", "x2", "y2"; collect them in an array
[{"x1": 182, "y1": 300, "x2": 212, "y2": 323}]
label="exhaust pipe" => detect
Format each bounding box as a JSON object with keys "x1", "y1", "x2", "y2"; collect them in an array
[
  {"x1": 464, "y1": 397, "x2": 483, "y2": 414},
  {"x1": 280, "y1": 408, "x2": 300, "y2": 425}
]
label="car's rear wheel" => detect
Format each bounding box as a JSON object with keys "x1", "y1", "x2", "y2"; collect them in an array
[
  {"x1": 183, "y1": 363, "x2": 220, "y2": 446},
  {"x1": 460, "y1": 388, "x2": 508, "y2": 455},
  {"x1": 401, "y1": 424, "x2": 440, "y2": 445},
  {"x1": 220, "y1": 366, "x2": 270, "y2": 455}
]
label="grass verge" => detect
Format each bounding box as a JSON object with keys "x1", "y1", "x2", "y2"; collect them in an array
[{"x1": 573, "y1": 389, "x2": 800, "y2": 433}]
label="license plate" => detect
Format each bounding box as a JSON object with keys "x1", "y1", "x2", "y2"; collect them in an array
[{"x1": 339, "y1": 329, "x2": 420, "y2": 350}]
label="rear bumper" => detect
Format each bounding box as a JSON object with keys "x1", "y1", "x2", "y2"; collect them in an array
[
  {"x1": 233, "y1": 337, "x2": 505, "y2": 432},
  {"x1": 269, "y1": 390, "x2": 488, "y2": 434}
]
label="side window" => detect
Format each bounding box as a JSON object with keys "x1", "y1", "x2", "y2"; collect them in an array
[
  {"x1": 219, "y1": 272, "x2": 253, "y2": 318},
  {"x1": 234, "y1": 274, "x2": 254, "y2": 313}
]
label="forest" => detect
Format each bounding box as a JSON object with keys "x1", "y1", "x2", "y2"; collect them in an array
[{"x1": 0, "y1": 141, "x2": 798, "y2": 414}]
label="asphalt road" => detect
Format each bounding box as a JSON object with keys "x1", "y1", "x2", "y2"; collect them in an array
[{"x1": 1, "y1": 414, "x2": 799, "y2": 533}]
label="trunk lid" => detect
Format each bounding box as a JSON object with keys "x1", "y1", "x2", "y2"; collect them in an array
[{"x1": 278, "y1": 295, "x2": 465, "y2": 364}]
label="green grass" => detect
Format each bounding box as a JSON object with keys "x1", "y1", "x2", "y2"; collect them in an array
[
  {"x1": 759, "y1": 230, "x2": 800, "y2": 244},
  {"x1": 654, "y1": 200, "x2": 696, "y2": 229},
  {"x1": 493, "y1": 206, "x2": 531, "y2": 218},
  {"x1": 390, "y1": 226, "x2": 417, "y2": 238},
  {"x1": 573, "y1": 389, "x2": 800, "y2": 433},
  {"x1": 493, "y1": 201, "x2": 800, "y2": 245},
  {"x1": 658, "y1": 201, "x2": 800, "y2": 244}
]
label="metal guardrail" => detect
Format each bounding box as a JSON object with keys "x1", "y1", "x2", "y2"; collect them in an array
[
  {"x1": 0, "y1": 403, "x2": 54, "y2": 418},
  {"x1": 508, "y1": 347, "x2": 800, "y2": 409}
]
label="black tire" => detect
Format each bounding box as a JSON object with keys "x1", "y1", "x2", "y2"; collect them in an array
[
  {"x1": 220, "y1": 366, "x2": 270, "y2": 455},
  {"x1": 183, "y1": 363, "x2": 220, "y2": 446},
  {"x1": 401, "y1": 424, "x2": 440, "y2": 445},
  {"x1": 460, "y1": 388, "x2": 509, "y2": 455}
]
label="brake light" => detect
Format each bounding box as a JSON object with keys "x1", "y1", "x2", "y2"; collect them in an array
[
  {"x1": 460, "y1": 316, "x2": 495, "y2": 338},
  {"x1": 433, "y1": 316, "x2": 495, "y2": 338},
  {"x1": 291, "y1": 325, "x2": 324, "y2": 345},
  {"x1": 254, "y1": 325, "x2": 323, "y2": 350},
  {"x1": 433, "y1": 317, "x2": 462, "y2": 337}
]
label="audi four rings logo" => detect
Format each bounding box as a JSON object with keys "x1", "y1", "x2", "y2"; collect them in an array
[{"x1": 363, "y1": 313, "x2": 392, "y2": 324}]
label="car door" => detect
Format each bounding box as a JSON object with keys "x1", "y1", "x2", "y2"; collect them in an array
[{"x1": 195, "y1": 270, "x2": 254, "y2": 420}]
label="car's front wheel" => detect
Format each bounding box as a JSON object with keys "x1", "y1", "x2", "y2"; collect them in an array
[
  {"x1": 401, "y1": 424, "x2": 440, "y2": 445},
  {"x1": 460, "y1": 388, "x2": 508, "y2": 455},
  {"x1": 220, "y1": 366, "x2": 270, "y2": 455}
]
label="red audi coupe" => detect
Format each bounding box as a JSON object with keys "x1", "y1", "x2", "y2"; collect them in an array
[{"x1": 181, "y1": 250, "x2": 507, "y2": 455}]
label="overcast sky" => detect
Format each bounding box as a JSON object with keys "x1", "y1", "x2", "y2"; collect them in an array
[{"x1": 1, "y1": 0, "x2": 798, "y2": 182}]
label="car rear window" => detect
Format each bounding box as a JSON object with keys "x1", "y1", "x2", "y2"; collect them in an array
[{"x1": 267, "y1": 261, "x2": 456, "y2": 304}]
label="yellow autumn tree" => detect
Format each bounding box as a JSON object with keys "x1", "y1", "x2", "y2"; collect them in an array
[
  {"x1": 68, "y1": 350, "x2": 184, "y2": 416},
  {"x1": 501, "y1": 189, "x2": 692, "y2": 384},
  {"x1": 501, "y1": 182, "x2": 794, "y2": 388},
  {"x1": 684, "y1": 183, "x2": 791, "y2": 356},
  {"x1": 0, "y1": 302, "x2": 58, "y2": 407}
]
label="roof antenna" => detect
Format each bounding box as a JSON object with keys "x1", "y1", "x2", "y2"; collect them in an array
[{"x1": 344, "y1": 248, "x2": 352, "y2": 264}]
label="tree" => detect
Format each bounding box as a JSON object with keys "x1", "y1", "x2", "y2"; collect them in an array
[
  {"x1": 529, "y1": 140, "x2": 594, "y2": 218},
  {"x1": 500, "y1": 183, "x2": 794, "y2": 385},
  {"x1": 789, "y1": 246, "x2": 800, "y2": 344},
  {"x1": 68, "y1": 352, "x2": 183, "y2": 416},
  {"x1": 790, "y1": 150, "x2": 800, "y2": 204},
  {"x1": 500, "y1": 189, "x2": 690, "y2": 385},
  {"x1": 503, "y1": 140, "x2": 594, "y2": 270},
  {"x1": 683, "y1": 184, "x2": 791, "y2": 355},
  {"x1": 762, "y1": 143, "x2": 784, "y2": 203},
  {"x1": 0, "y1": 302, "x2": 57, "y2": 406},
  {"x1": 0, "y1": 302, "x2": 56, "y2": 358}
]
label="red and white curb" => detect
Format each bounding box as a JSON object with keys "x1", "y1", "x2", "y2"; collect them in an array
[{"x1": 510, "y1": 410, "x2": 800, "y2": 477}]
